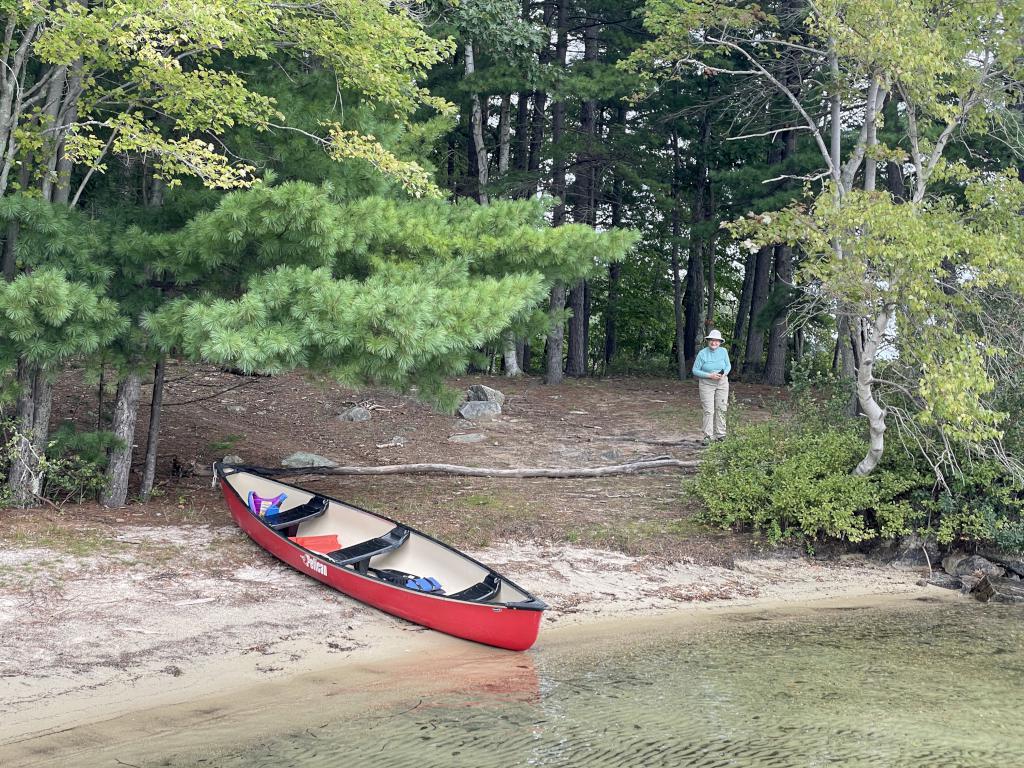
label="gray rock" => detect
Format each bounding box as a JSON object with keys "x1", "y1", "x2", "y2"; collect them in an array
[
  {"x1": 959, "y1": 573, "x2": 984, "y2": 593},
  {"x1": 222, "y1": 454, "x2": 244, "y2": 466},
  {"x1": 376, "y1": 436, "x2": 407, "y2": 449},
  {"x1": 448, "y1": 433, "x2": 487, "y2": 444},
  {"x1": 466, "y1": 384, "x2": 505, "y2": 407},
  {"x1": 225, "y1": 405, "x2": 246, "y2": 413},
  {"x1": 457, "y1": 400, "x2": 502, "y2": 420},
  {"x1": 337, "y1": 406, "x2": 372, "y2": 422},
  {"x1": 978, "y1": 548, "x2": 1024, "y2": 578},
  {"x1": 878, "y1": 533, "x2": 941, "y2": 569},
  {"x1": 918, "y1": 572, "x2": 962, "y2": 590},
  {"x1": 942, "y1": 552, "x2": 969, "y2": 575},
  {"x1": 281, "y1": 452, "x2": 338, "y2": 468},
  {"x1": 951, "y1": 554, "x2": 1005, "y2": 578}
]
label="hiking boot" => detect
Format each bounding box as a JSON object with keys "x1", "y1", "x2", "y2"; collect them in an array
[{"x1": 700, "y1": 436, "x2": 712, "y2": 447}]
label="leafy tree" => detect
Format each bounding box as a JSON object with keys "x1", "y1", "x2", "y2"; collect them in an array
[
  {"x1": 633, "y1": 0, "x2": 1024, "y2": 477},
  {"x1": 0, "y1": 1, "x2": 453, "y2": 507}
]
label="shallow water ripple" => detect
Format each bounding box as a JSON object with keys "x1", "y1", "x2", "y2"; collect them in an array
[{"x1": 180, "y1": 602, "x2": 1024, "y2": 768}]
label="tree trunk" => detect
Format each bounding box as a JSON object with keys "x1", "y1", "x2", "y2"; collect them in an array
[
  {"x1": 741, "y1": 245, "x2": 773, "y2": 377},
  {"x1": 565, "y1": 15, "x2": 598, "y2": 378},
  {"x1": 497, "y1": 94, "x2": 511, "y2": 176},
  {"x1": 731, "y1": 249, "x2": 756, "y2": 368},
  {"x1": 670, "y1": 127, "x2": 687, "y2": 379},
  {"x1": 853, "y1": 308, "x2": 892, "y2": 475},
  {"x1": 502, "y1": 330, "x2": 522, "y2": 377},
  {"x1": 705, "y1": 239, "x2": 717, "y2": 334},
  {"x1": 604, "y1": 261, "x2": 620, "y2": 369},
  {"x1": 763, "y1": 244, "x2": 794, "y2": 385},
  {"x1": 683, "y1": 104, "x2": 712, "y2": 372},
  {"x1": 833, "y1": 315, "x2": 857, "y2": 379},
  {"x1": 566, "y1": 280, "x2": 587, "y2": 376},
  {"x1": 603, "y1": 110, "x2": 625, "y2": 369},
  {"x1": 527, "y1": 2, "x2": 557, "y2": 184},
  {"x1": 682, "y1": 242, "x2": 704, "y2": 374},
  {"x1": 544, "y1": 281, "x2": 566, "y2": 384},
  {"x1": 139, "y1": 357, "x2": 165, "y2": 501},
  {"x1": 464, "y1": 41, "x2": 489, "y2": 205},
  {"x1": 2, "y1": 218, "x2": 19, "y2": 281},
  {"x1": 101, "y1": 371, "x2": 142, "y2": 508},
  {"x1": 6, "y1": 362, "x2": 53, "y2": 508},
  {"x1": 549, "y1": 0, "x2": 568, "y2": 219}
]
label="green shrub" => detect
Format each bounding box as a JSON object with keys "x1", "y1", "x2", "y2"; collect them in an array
[
  {"x1": 693, "y1": 418, "x2": 922, "y2": 544},
  {"x1": 922, "y1": 461, "x2": 1024, "y2": 553},
  {"x1": 0, "y1": 419, "x2": 119, "y2": 507},
  {"x1": 43, "y1": 422, "x2": 121, "y2": 503}
]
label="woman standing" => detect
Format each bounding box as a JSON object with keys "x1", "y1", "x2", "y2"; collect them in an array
[{"x1": 692, "y1": 329, "x2": 731, "y2": 445}]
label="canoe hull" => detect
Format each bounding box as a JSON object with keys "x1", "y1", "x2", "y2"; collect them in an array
[{"x1": 220, "y1": 478, "x2": 544, "y2": 651}]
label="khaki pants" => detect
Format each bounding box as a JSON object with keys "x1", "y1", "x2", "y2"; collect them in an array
[{"x1": 698, "y1": 376, "x2": 729, "y2": 439}]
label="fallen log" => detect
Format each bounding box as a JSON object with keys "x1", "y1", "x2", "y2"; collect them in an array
[
  {"x1": 590, "y1": 435, "x2": 700, "y2": 447},
  {"x1": 260, "y1": 457, "x2": 699, "y2": 480}
]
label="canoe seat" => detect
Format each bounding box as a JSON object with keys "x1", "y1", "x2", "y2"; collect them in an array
[
  {"x1": 447, "y1": 573, "x2": 501, "y2": 602},
  {"x1": 325, "y1": 526, "x2": 410, "y2": 574},
  {"x1": 265, "y1": 496, "x2": 329, "y2": 531}
]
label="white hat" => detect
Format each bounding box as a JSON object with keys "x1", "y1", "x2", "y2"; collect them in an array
[{"x1": 705, "y1": 329, "x2": 724, "y2": 341}]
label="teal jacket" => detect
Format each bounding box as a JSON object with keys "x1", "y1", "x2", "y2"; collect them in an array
[{"x1": 692, "y1": 346, "x2": 732, "y2": 379}]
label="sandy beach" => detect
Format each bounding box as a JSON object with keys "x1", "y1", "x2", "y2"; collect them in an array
[
  {"x1": 0, "y1": 371, "x2": 961, "y2": 765},
  {"x1": 0, "y1": 520, "x2": 947, "y2": 766}
]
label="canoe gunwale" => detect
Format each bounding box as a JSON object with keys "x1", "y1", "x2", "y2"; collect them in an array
[{"x1": 215, "y1": 462, "x2": 547, "y2": 613}]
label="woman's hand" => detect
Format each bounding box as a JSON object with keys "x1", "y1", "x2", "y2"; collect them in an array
[{"x1": 710, "y1": 373, "x2": 722, "y2": 381}]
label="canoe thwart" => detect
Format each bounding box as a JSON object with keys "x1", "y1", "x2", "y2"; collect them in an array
[
  {"x1": 265, "y1": 496, "x2": 329, "y2": 531},
  {"x1": 325, "y1": 526, "x2": 411, "y2": 574},
  {"x1": 447, "y1": 573, "x2": 502, "y2": 602}
]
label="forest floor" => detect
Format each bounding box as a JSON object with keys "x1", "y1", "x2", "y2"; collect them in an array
[{"x1": 0, "y1": 365, "x2": 937, "y2": 760}]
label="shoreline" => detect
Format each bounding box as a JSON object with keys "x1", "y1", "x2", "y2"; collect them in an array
[
  {"x1": 0, "y1": 527, "x2": 955, "y2": 764},
  {"x1": 2, "y1": 589, "x2": 959, "y2": 768}
]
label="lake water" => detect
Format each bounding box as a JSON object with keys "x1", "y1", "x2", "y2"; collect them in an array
[{"x1": 152, "y1": 597, "x2": 1024, "y2": 768}]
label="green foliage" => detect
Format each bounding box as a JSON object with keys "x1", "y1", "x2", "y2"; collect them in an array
[
  {"x1": 43, "y1": 423, "x2": 121, "y2": 504},
  {"x1": 733, "y1": 180, "x2": 1024, "y2": 449},
  {"x1": 0, "y1": 268, "x2": 126, "y2": 372},
  {"x1": 0, "y1": 419, "x2": 116, "y2": 507},
  {"x1": 145, "y1": 263, "x2": 547, "y2": 409},
  {"x1": 921, "y1": 461, "x2": 1024, "y2": 553},
  {"x1": 693, "y1": 410, "x2": 923, "y2": 545},
  {"x1": 25, "y1": 0, "x2": 453, "y2": 193}
]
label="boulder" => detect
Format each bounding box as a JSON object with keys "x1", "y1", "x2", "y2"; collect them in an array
[
  {"x1": 457, "y1": 400, "x2": 501, "y2": 420},
  {"x1": 978, "y1": 548, "x2": 1024, "y2": 579},
  {"x1": 466, "y1": 384, "x2": 505, "y2": 407},
  {"x1": 222, "y1": 454, "x2": 244, "y2": 466},
  {"x1": 941, "y1": 552, "x2": 969, "y2": 575},
  {"x1": 951, "y1": 555, "x2": 1005, "y2": 579},
  {"x1": 877, "y1": 533, "x2": 942, "y2": 569},
  {"x1": 281, "y1": 452, "x2": 338, "y2": 468},
  {"x1": 917, "y1": 572, "x2": 962, "y2": 590},
  {"x1": 337, "y1": 406, "x2": 371, "y2": 422},
  {"x1": 973, "y1": 575, "x2": 1024, "y2": 604}
]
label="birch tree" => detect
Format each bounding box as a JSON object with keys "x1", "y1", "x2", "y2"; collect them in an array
[{"x1": 632, "y1": 0, "x2": 1024, "y2": 476}]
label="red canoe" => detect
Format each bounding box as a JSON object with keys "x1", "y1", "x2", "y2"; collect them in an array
[{"x1": 216, "y1": 464, "x2": 546, "y2": 651}]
